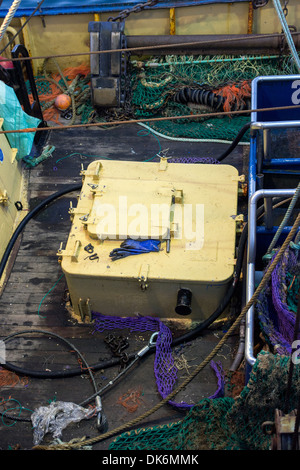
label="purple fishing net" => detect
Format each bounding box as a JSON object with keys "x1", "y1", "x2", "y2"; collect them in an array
[
  {"x1": 271, "y1": 248, "x2": 297, "y2": 344},
  {"x1": 90, "y1": 152, "x2": 223, "y2": 404},
  {"x1": 92, "y1": 312, "x2": 225, "y2": 409},
  {"x1": 257, "y1": 244, "x2": 299, "y2": 354},
  {"x1": 168, "y1": 156, "x2": 220, "y2": 164}
]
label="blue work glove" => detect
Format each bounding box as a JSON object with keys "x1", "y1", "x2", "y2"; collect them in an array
[{"x1": 109, "y1": 239, "x2": 161, "y2": 261}]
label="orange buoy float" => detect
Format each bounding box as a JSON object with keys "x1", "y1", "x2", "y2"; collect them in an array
[{"x1": 54, "y1": 93, "x2": 71, "y2": 111}]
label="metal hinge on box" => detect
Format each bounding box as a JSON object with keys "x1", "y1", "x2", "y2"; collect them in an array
[
  {"x1": 68, "y1": 201, "x2": 90, "y2": 224},
  {"x1": 232, "y1": 174, "x2": 245, "y2": 183},
  {"x1": 80, "y1": 162, "x2": 102, "y2": 181},
  {"x1": 234, "y1": 214, "x2": 244, "y2": 233},
  {"x1": 159, "y1": 157, "x2": 168, "y2": 171},
  {"x1": 138, "y1": 264, "x2": 149, "y2": 291},
  {"x1": 57, "y1": 240, "x2": 82, "y2": 263},
  {"x1": 0, "y1": 189, "x2": 8, "y2": 205}
]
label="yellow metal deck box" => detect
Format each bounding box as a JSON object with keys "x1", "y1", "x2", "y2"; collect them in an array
[
  {"x1": 58, "y1": 159, "x2": 241, "y2": 322},
  {"x1": 0, "y1": 118, "x2": 24, "y2": 277}
]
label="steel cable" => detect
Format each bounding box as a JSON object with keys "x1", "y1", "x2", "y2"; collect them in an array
[{"x1": 0, "y1": 104, "x2": 299, "y2": 136}]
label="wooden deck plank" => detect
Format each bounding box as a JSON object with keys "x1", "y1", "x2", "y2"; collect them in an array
[{"x1": 0, "y1": 125, "x2": 245, "y2": 450}]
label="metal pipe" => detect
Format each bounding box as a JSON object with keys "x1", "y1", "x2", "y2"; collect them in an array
[
  {"x1": 251, "y1": 121, "x2": 300, "y2": 130},
  {"x1": 263, "y1": 158, "x2": 300, "y2": 167},
  {"x1": 245, "y1": 188, "x2": 297, "y2": 368},
  {"x1": 256, "y1": 174, "x2": 264, "y2": 190},
  {"x1": 248, "y1": 135, "x2": 257, "y2": 199},
  {"x1": 230, "y1": 244, "x2": 247, "y2": 373},
  {"x1": 230, "y1": 318, "x2": 246, "y2": 372},
  {"x1": 264, "y1": 197, "x2": 273, "y2": 230},
  {"x1": 126, "y1": 33, "x2": 300, "y2": 55}
]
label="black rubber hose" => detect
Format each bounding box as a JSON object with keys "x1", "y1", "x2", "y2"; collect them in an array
[
  {"x1": 0, "y1": 118, "x2": 250, "y2": 282},
  {"x1": 3, "y1": 329, "x2": 99, "y2": 388},
  {"x1": 0, "y1": 200, "x2": 279, "y2": 425},
  {"x1": 174, "y1": 88, "x2": 251, "y2": 163},
  {"x1": 0, "y1": 181, "x2": 135, "y2": 378},
  {"x1": 172, "y1": 219, "x2": 247, "y2": 346},
  {"x1": 5, "y1": 197, "x2": 288, "y2": 380},
  {"x1": 0, "y1": 218, "x2": 247, "y2": 379},
  {"x1": 174, "y1": 87, "x2": 251, "y2": 113},
  {"x1": 0, "y1": 183, "x2": 82, "y2": 280},
  {"x1": 0, "y1": 329, "x2": 99, "y2": 424},
  {"x1": 174, "y1": 87, "x2": 224, "y2": 111},
  {"x1": 1, "y1": 350, "x2": 123, "y2": 378},
  {"x1": 216, "y1": 122, "x2": 251, "y2": 162},
  {"x1": 0, "y1": 158, "x2": 256, "y2": 379}
]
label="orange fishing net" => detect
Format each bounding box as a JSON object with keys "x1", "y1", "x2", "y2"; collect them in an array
[
  {"x1": 117, "y1": 388, "x2": 145, "y2": 413},
  {"x1": 53, "y1": 64, "x2": 90, "y2": 82},
  {"x1": 0, "y1": 368, "x2": 28, "y2": 388},
  {"x1": 215, "y1": 80, "x2": 251, "y2": 113}
]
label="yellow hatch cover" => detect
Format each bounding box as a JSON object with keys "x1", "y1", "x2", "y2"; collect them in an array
[
  {"x1": 59, "y1": 159, "x2": 241, "y2": 284},
  {"x1": 87, "y1": 178, "x2": 174, "y2": 240}
]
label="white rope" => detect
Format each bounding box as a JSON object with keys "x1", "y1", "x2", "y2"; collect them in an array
[
  {"x1": 137, "y1": 122, "x2": 250, "y2": 145},
  {"x1": 272, "y1": 0, "x2": 300, "y2": 72},
  {"x1": 0, "y1": 0, "x2": 22, "y2": 43}
]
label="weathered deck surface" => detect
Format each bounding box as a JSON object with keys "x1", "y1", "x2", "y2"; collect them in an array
[{"x1": 0, "y1": 123, "x2": 248, "y2": 450}]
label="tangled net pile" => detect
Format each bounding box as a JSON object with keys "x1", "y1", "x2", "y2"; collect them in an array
[
  {"x1": 30, "y1": 53, "x2": 298, "y2": 143},
  {"x1": 27, "y1": 59, "x2": 93, "y2": 125},
  {"x1": 92, "y1": 312, "x2": 225, "y2": 411},
  {"x1": 257, "y1": 242, "x2": 300, "y2": 355},
  {"x1": 128, "y1": 53, "x2": 298, "y2": 142},
  {"x1": 109, "y1": 351, "x2": 300, "y2": 450}
]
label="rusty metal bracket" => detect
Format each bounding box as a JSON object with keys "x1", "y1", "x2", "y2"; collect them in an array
[{"x1": 262, "y1": 409, "x2": 300, "y2": 450}]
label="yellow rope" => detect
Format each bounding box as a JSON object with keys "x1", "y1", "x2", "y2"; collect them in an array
[{"x1": 32, "y1": 213, "x2": 300, "y2": 451}]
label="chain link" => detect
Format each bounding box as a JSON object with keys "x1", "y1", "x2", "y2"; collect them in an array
[
  {"x1": 278, "y1": 0, "x2": 297, "y2": 68},
  {"x1": 104, "y1": 334, "x2": 130, "y2": 370},
  {"x1": 108, "y1": 0, "x2": 158, "y2": 22},
  {"x1": 283, "y1": 0, "x2": 297, "y2": 33},
  {"x1": 252, "y1": 0, "x2": 269, "y2": 9},
  {"x1": 283, "y1": 0, "x2": 289, "y2": 17}
]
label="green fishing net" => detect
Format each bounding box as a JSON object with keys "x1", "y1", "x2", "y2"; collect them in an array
[
  {"x1": 125, "y1": 53, "x2": 298, "y2": 142},
  {"x1": 109, "y1": 352, "x2": 300, "y2": 450},
  {"x1": 31, "y1": 53, "x2": 298, "y2": 143}
]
